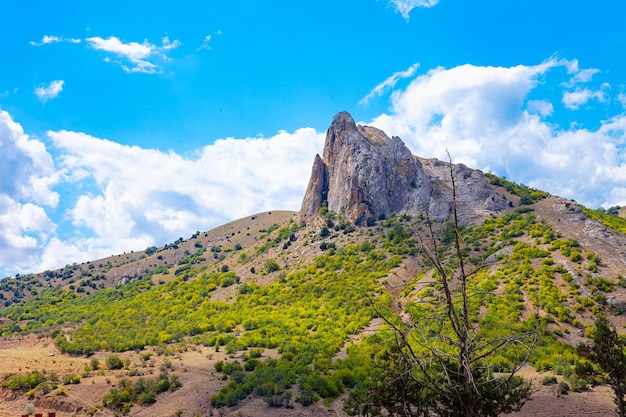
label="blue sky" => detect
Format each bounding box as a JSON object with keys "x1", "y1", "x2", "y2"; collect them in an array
[{"x1": 1, "y1": 0, "x2": 626, "y2": 277}]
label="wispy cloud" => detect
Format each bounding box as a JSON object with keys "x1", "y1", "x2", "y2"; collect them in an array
[
  {"x1": 197, "y1": 35, "x2": 213, "y2": 51},
  {"x1": 389, "y1": 0, "x2": 439, "y2": 20},
  {"x1": 34, "y1": 80, "x2": 65, "y2": 102},
  {"x1": 161, "y1": 36, "x2": 182, "y2": 51},
  {"x1": 86, "y1": 36, "x2": 158, "y2": 73},
  {"x1": 197, "y1": 30, "x2": 221, "y2": 52},
  {"x1": 29, "y1": 35, "x2": 80, "y2": 46},
  {"x1": 29, "y1": 35, "x2": 61, "y2": 46},
  {"x1": 85, "y1": 35, "x2": 182, "y2": 73},
  {"x1": 360, "y1": 63, "x2": 419, "y2": 105},
  {"x1": 567, "y1": 68, "x2": 600, "y2": 85},
  {"x1": 31, "y1": 33, "x2": 182, "y2": 74}
]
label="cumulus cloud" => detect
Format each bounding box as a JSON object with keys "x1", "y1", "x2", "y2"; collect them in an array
[
  {"x1": 0, "y1": 110, "x2": 59, "y2": 276},
  {"x1": 34, "y1": 80, "x2": 65, "y2": 102},
  {"x1": 562, "y1": 87, "x2": 608, "y2": 110},
  {"x1": 0, "y1": 109, "x2": 323, "y2": 277},
  {"x1": 368, "y1": 59, "x2": 626, "y2": 208},
  {"x1": 389, "y1": 0, "x2": 439, "y2": 20},
  {"x1": 31, "y1": 127, "x2": 325, "y2": 271},
  {"x1": 5, "y1": 57, "x2": 626, "y2": 278},
  {"x1": 360, "y1": 63, "x2": 419, "y2": 105}
]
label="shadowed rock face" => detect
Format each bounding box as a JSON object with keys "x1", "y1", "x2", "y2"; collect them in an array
[{"x1": 300, "y1": 111, "x2": 508, "y2": 223}]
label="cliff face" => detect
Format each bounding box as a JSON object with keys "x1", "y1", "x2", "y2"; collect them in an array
[{"x1": 300, "y1": 111, "x2": 508, "y2": 223}]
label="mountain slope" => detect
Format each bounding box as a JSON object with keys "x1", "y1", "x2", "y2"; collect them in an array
[{"x1": 1, "y1": 112, "x2": 626, "y2": 417}]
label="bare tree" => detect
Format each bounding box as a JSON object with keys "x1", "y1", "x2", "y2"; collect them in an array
[{"x1": 346, "y1": 153, "x2": 535, "y2": 417}]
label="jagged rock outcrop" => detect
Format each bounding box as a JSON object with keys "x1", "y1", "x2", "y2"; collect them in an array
[{"x1": 300, "y1": 111, "x2": 508, "y2": 223}]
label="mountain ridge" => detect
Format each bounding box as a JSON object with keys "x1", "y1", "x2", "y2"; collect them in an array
[{"x1": 2, "y1": 113, "x2": 626, "y2": 417}]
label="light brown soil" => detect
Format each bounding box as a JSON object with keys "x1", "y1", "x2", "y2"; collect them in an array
[
  {"x1": 0, "y1": 334, "x2": 228, "y2": 417},
  {"x1": 507, "y1": 366, "x2": 616, "y2": 417},
  {"x1": 1, "y1": 333, "x2": 622, "y2": 417}
]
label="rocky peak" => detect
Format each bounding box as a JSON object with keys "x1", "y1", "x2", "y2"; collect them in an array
[{"x1": 300, "y1": 112, "x2": 508, "y2": 223}]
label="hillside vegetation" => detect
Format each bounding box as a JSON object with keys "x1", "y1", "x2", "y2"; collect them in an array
[{"x1": 2, "y1": 174, "x2": 626, "y2": 416}]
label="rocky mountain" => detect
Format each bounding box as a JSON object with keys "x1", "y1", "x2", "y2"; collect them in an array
[
  {"x1": 300, "y1": 111, "x2": 508, "y2": 223},
  {"x1": 2, "y1": 112, "x2": 626, "y2": 417}
]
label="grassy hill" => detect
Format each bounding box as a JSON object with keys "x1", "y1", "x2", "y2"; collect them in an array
[{"x1": 2, "y1": 176, "x2": 626, "y2": 416}]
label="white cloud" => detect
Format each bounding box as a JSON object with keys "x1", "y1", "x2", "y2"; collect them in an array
[
  {"x1": 87, "y1": 36, "x2": 152, "y2": 59},
  {"x1": 0, "y1": 110, "x2": 59, "y2": 277},
  {"x1": 567, "y1": 68, "x2": 600, "y2": 85},
  {"x1": 562, "y1": 87, "x2": 608, "y2": 110},
  {"x1": 560, "y1": 59, "x2": 600, "y2": 87},
  {"x1": 86, "y1": 36, "x2": 180, "y2": 73},
  {"x1": 618, "y1": 91, "x2": 626, "y2": 108},
  {"x1": 34, "y1": 80, "x2": 65, "y2": 102},
  {"x1": 526, "y1": 100, "x2": 553, "y2": 117},
  {"x1": 42, "y1": 35, "x2": 60, "y2": 44},
  {"x1": 389, "y1": 0, "x2": 439, "y2": 20},
  {"x1": 87, "y1": 36, "x2": 157, "y2": 73},
  {"x1": 29, "y1": 35, "x2": 81, "y2": 46},
  {"x1": 29, "y1": 127, "x2": 325, "y2": 273},
  {"x1": 368, "y1": 59, "x2": 626, "y2": 209},
  {"x1": 197, "y1": 31, "x2": 221, "y2": 52},
  {"x1": 197, "y1": 35, "x2": 212, "y2": 51},
  {"x1": 360, "y1": 63, "x2": 419, "y2": 105},
  {"x1": 31, "y1": 33, "x2": 179, "y2": 73},
  {"x1": 5, "y1": 57, "x2": 626, "y2": 278},
  {"x1": 0, "y1": 197, "x2": 56, "y2": 268},
  {"x1": 370, "y1": 59, "x2": 562, "y2": 162},
  {"x1": 29, "y1": 35, "x2": 61, "y2": 46},
  {"x1": 162, "y1": 36, "x2": 182, "y2": 51},
  {"x1": 0, "y1": 108, "x2": 324, "y2": 276}
]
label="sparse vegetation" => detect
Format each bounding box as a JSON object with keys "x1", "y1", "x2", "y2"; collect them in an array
[
  {"x1": 102, "y1": 371, "x2": 181, "y2": 413},
  {"x1": 0, "y1": 186, "x2": 624, "y2": 415},
  {"x1": 582, "y1": 206, "x2": 626, "y2": 234}
]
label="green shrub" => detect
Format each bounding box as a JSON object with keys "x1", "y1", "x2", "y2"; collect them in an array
[
  {"x1": 264, "y1": 260, "x2": 280, "y2": 273},
  {"x1": 106, "y1": 354, "x2": 125, "y2": 370}
]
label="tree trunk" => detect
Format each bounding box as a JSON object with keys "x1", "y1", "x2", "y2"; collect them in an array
[
  {"x1": 462, "y1": 342, "x2": 475, "y2": 417},
  {"x1": 615, "y1": 380, "x2": 625, "y2": 417}
]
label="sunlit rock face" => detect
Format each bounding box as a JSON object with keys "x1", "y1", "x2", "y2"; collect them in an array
[{"x1": 300, "y1": 111, "x2": 508, "y2": 223}]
